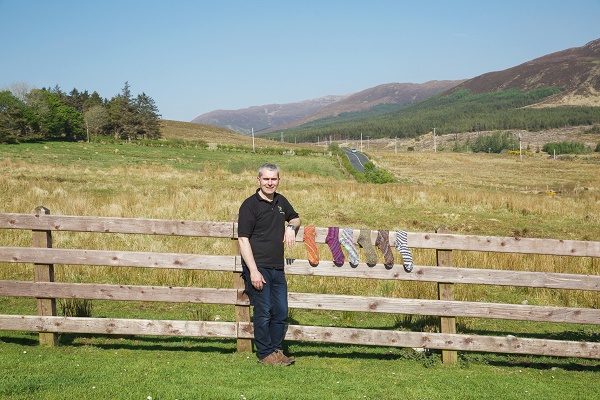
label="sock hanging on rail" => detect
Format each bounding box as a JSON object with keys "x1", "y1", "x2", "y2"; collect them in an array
[
  {"x1": 325, "y1": 227, "x2": 345, "y2": 266},
  {"x1": 375, "y1": 230, "x2": 395, "y2": 269},
  {"x1": 340, "y1": 227, "x2": 360, "y2": 267},
  {"x1": 303, "y1": 225, "x2": 319, "y2": 267},
  {"x1": 395, "y1": 230, "x2": 413, "y2": 272},
  {"x1": 357, "y1": 229, "x2": 378, "y2": 267}
]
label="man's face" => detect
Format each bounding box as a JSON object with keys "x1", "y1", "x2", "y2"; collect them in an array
[{"x1": 257, "y1": 169, "x2": 280, "y2": 197}]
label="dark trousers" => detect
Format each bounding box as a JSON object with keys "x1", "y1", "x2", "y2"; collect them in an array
[{"x1": 242, "y1": 266, "x2": 288, "y2": 359}]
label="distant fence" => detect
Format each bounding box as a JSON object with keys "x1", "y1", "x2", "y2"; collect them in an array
[{"x1": 0, "y1": 207, "x2": 598, "y2": 364}]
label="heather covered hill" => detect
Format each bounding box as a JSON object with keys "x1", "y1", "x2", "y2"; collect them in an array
[{"x1": 449, "y1": 38, "x2": 600, "y2": 107}]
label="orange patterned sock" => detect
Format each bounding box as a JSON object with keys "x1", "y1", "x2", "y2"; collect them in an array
[{"x1": 303, "y1": 225, "x2": 319, "y2": 267}]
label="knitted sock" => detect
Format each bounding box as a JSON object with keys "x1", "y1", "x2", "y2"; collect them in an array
[
  {"x1": 303, "y1": 225, "x2": 319, "y2": 267},
  {"x1": 325, "y1": 227, "x2": 345, "y2": 267},
  {"x1": 395, "y1": 230, "x2": 414, "y2": 272},
  {"x1": 340, "y1": 228, "x2": 360, "y2": 267},
  {"x1": 357, "y1": 229, "x2": 378, "y2": 267},
  {"x1": 375, "y1": 230, "x2": 395, "y2": 269}
]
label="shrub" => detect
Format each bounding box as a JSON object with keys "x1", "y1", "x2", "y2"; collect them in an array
[
  {"x1": 364, "y1": 162, "x2": 397, "y2": 184},
  {"x1": 542, "y1": 141, "x2": 587, "y2": 155}
]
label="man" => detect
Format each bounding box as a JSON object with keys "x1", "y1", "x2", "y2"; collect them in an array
[{"x1": 237, "y1": 163, "x2": 301, "y2": 366}]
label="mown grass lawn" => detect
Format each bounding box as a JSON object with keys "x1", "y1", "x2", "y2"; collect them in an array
[{"x1": 1, "y1": 331, "x2": 598, "y2": 400}]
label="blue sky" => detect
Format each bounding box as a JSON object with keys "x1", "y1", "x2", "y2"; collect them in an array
[{"x1": 1, "y1": 0, "x2": 599, "y2": 122}]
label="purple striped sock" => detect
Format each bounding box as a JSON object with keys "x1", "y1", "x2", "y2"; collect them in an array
[{"x1": 325, "y1": 227, "x2": 345, "y2": 266}]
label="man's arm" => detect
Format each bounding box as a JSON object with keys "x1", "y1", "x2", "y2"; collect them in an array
[
  {"x1": 284, "y1": 217, "x2": 301, "y2": 248},
  {"x1": 238, "y1": 237, "x2": 266, "y2": 290}
]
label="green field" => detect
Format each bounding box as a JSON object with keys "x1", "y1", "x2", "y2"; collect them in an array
[{"x1": 1, "y1": 126, "x2": 599, "y2": 399}]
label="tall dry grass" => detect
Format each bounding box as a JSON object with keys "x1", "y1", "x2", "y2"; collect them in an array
[{"x1": 1, "y1": 144, "x2": 599, "y2": 314}]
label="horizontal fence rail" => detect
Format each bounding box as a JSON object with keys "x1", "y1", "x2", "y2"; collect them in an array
[
  {"x1": 1, "y1": 280, "x2": 599, "y2": 325},
  {"x1": 0, "y1": 210, "x2": 598, "y2": 362},
  {"x1": 0, "y1": 315, "x2": 597, "y2": 359},
  {"x1": 0, "y1": 247, "x2": 597, "y2": 291},
  {"x1": 1, "y1": 212, "x2": 598, "y2": 257}
]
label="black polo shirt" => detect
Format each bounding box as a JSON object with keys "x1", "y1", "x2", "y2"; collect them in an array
[{"x1": 238, "y1": 189, "x2": 299, "y2": 269}]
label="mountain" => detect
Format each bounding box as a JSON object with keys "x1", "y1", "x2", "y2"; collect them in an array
[
  {"x1": 191, "y1": 38, "x2": 600, "y2": 136},
  {"x1": 448, "y1": 38, "x2": 600, "y2": 107},
  {"x1": 260, "y1": 80, "x2": 464, "y2": 133},
  {"x1": 191, "y1": 95, "x2": 349, "y2": 135},
  {"x1": 191, "y1": 81, "x2": 463, "y2": 135}
]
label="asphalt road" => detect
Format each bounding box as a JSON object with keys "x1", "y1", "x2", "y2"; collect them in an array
[{"x1": 342, "y1": 147, "x2": 369, "y2": 173}]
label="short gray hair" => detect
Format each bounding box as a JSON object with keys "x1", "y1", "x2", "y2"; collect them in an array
[{"x1": 258, "y1": 163, "x2": 280, "y2": 178}]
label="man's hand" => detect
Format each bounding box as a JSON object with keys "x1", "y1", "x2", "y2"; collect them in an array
[
  {"x1": 284, "y1": 227, "x2": 297, "y2": 248},
  {"x1": 251, "y1": 270, "x2": 266, "y2": 290}
]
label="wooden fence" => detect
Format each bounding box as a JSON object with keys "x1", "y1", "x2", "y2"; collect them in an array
[{"x1": 0, "y1": 207, "x2": 599, "y2": 364}]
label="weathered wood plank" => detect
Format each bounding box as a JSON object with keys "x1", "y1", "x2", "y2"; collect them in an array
[
  {"x1": 239, "y1": 323, "x2": 600, "y2": 359},
  {"x1": 407, "y1": 232, "x2": 600, "y2": 257},
  {"x1": 2, "y1": 246, "x2": 597, "y2": 290},
  {"x1": 0, "y1": 213, "x2": 234, "y2": 238},
  {"x1": 0, "y1": 281, "x2": 240, "y2": 304},
  {"x1": 2, "y1": 315, "x2": 596, "y2": 359},
  {"x1": 3, "y1": 281, "x2": 597, "y2": 325},
  {"x1": 0, "y1": 315, "x2": 238, "y2": 338},
  {"x1": 287, "y1": 293, "x2": 600, "y2": 325},
  {"x1": 234, "y1": 223, "x2": 600, "y2": 257},
  {"x1": 3, "y1": 213, "x2": 597, "y2": 256},
  {"x1": 436, "y1": 226, "x2": 458, "y2": 364},
  {"x1": 241, "y1": 257, "x2": 600, "y2": 291},
  {"x1": 0, "y1": 247, "x2": 236, "y2": 271},
  {"x1": 31, "y1": 206, "x2": 58, "y2": 347}
]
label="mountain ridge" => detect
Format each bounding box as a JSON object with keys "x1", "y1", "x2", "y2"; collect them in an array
[{"x1": 191, "y1": 38, "x2": 600, "y2": 135}]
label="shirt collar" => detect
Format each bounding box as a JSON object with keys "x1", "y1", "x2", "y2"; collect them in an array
[{"x1": 254, "y1": 188, "x2": 278, "y2": 203}]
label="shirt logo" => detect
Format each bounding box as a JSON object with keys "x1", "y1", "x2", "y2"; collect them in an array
[{"x1": 278, "y1": 206, "x2": 284, "y2": 214}]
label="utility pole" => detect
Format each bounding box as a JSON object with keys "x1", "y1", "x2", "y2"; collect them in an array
[
  {"x1": 433, "y1": 127, "x2": 437, "y2": 153},
  {"x1": 252, "y1": 128, "x2": 255, "y2": 152},
  {"x1": 518, "y1": 133, "x2": 522, "y2": 162},
  {"x1": 360, "y1": 132, "x2": 363, "y2": 151}
]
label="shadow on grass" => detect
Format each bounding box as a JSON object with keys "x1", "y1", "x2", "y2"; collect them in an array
[
  {"x1": 2, "y1": 329, "x2": 597, "y2": 372},
  {"x1": 58, "y1": 333, "x2": 238, "y2": 354},
  {"x1": 458, "y1": 327, "x2": 600, "y2": 343},
  {"x1": 0, "y1": 332, "x2": 39, "y2": 346}
]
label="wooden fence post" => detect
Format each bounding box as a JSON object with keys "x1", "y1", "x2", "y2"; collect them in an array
[
  {"x1": 32, "y1": 206, "x2": 58, "y2": 347},
  {"x1": 436, "y1": 226, "x2": 457, "y2": 364},
  {"x1": 232, "y1": 220, "x2": 253, "y2": 353}
]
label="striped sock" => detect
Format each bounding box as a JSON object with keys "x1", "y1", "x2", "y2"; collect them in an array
[
  {"x1": 340, "y1": 228, "x2": 360, "y2": 267},
  {"x1": 375, "y1": 230, "x2": 395, "y2": 269},
  {"x1": 395, "y1": 230, "x2": 413, "y2": 272},
  {"x1": 303, "y1": 225, "x2": 319, "y2": 267},
  {"x1": 325, "y1": 227, "x2": 345, "y2": 266},
  {"x1": 357, "y1": 229, "x2": 378, "y2": 267}
]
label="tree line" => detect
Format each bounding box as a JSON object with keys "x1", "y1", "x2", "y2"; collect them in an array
[
  {"x1": 0, "y1": 82, "x2": 161, "y2": 144},
  {"x1": 267, "y1": 88, "x2": 600, "y2": 142}
]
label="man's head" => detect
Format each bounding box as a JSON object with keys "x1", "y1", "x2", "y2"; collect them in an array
[
  {"x1": 258, "y1": 163, "x2": 280, "y2": 178},
  {"x1": 257, "y1": 163, "x2": 280, "y2": 200}
]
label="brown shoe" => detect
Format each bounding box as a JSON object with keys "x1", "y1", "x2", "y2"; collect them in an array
[
  {"x1": 275, "y1": 350, "x2": 295, "y2": 365},
  {"x1": 258, "y1": 352, "x2": 284, "y2": 366}
]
